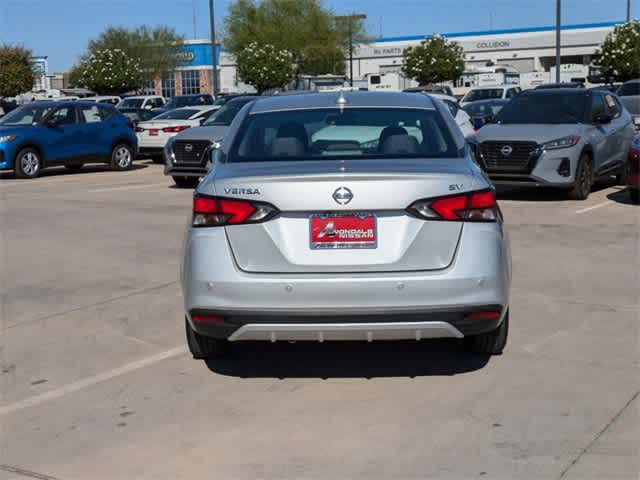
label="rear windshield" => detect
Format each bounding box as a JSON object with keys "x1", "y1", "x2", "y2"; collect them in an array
[
  {"x1": 463, "y1": 89, "x2": 503, "y2": 102},
  {"x1": 154, "y1": 109, "x2": 199, "y2": 120},
  {"x1": 618, "y1": 82, "x2": 640, "y2": 97},
  {"x1": 202, "y1": 102, "x2": 249, "y2": 126},
  {"x1": 118, "y1": 98, "x2": 144, "y2": 109},
  {"x1": 229, "y1": 107, "x2": 458, "y2": 162},
  {"x1": 463, "y1": 101, "x2": 507, "y2": 117},
  {"x1": 494, "y1": 94, "x2": 587, "y2": 124}
]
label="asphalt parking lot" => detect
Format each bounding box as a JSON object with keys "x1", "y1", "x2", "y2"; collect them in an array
[{"x1": 0, "y1": 161, "x2": 638, "y2": 480}]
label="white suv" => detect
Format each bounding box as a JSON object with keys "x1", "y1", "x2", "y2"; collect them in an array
[
  {"x1": 460, "y1": 85, "x2": 521, "y2": 106},
  {"x1": 117, "y1": 95, "x2": 165, "y2": 111}
]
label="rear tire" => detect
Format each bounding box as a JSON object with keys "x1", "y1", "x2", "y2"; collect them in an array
[
  {"x1": 630, "y1": 188, "x2": 640, "y2": 204},
  {"x1": 15, "y1": 148, "x2": 41, "y2": 179},
  {"x1": 464, "y1": 311, "x2": 509, "y2": 355},
  {"x1": 568, "y1": 155, "x2": 592, "y2": 200},
  {"x1": 185, "y1": 317, "x2": 229, "y2": 359},
  {"x1": 173, "y1": 176, "x2": 199, "y2": 188},
  {"x1": 110, "y1": 143, "x2": 133, "y2": 171},
  {"x1": 65, "y1": 163, "x2": 83, "y2": 171}
]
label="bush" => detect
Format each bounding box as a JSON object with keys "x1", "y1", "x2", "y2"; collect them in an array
[
  {"x1": 77, "y1": 49, "x2": 142, "y2": 94},
  {"x1": 594, "y1": 20, "x2": 640, "y2": 82},
  {"x1": 236, "y1": 42, "x2": 293, "y2": 94},
  {"x1": 402, "y1": 34, "x2": 465, "y2": 85},
  {"x1": 0, "y1": 45, "x2": 35, "y2": 98}
]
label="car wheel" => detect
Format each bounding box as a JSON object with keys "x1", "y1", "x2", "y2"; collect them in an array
[
  {"x1": 65, "y1": 163, "x2": 84, "y2": 171},
  {"x1": 568, "y1": 155, "x2": 592, "y2": 201},
  {"x1": 15, "y1": 148, "x2": 42, "y2": 179},
  {"x1": 185, "y1": 317, "x2": 229, "y2": 359},
  {"x1": 464, "y1": 311, "x2": 509, "y2": 355},
  {"x1": 630, "y1": 188, "x2": 640, "y2": 204},
  {"x1": 173, "y1": 176, "x2": 199, "y2": 188},
  {"x1": 110, "y1": 143, "x2": 133, "y2": 171}
]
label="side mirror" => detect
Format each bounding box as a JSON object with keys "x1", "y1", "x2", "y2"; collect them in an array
[{"x1": 594, "y1": 113, "x2": 612, "y2": 125}]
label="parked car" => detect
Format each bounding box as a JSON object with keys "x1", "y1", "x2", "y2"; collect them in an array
[
  {"x1": 164, "y1": 96, "x2": 257, "y2": 188},
  {"x1": 625, "y1": 133, "x2": 640, "y2": 204},
  {"x1": 118, "y1": 108, "x2": 157, "y2": 126},
  {"x1": 151, "y1": 93, "x2": 214, "y2": 115},
  {"x1": 404, "y1": 85, "x2": 455, "y2": 97},
  {"x1": 535, "y1": 82, "x2": 584, "y2": 89},
  {"x1": 182, "y1": 91, "x2": 511, "y2": 359},
  {"x1": 475, "y1": 88, "x2": 636, "y2": 199},
  {"x1": 0, "y1": 99, "x2": 18, "y2": 118},
  {"x1": 427, "y1": 93, "x2": 474, "y2": 137},
  {"x1": 212, "y1": 93, "x2": 258, "y2": 107},
  {"x1": 117, "y1": 95, "x2": 165, "y2": 111},
  {"x1": 84, "y1": 95, "x2": 122, "y2": 106},
  {"x1": 462, "y1": 99, "x2": 510, "y2": 131},
  {"x1": 460, "y1": 85, "x2": 521, "y2": 106},
  {"x1": 136, "y1": 106, "x2": 219, "y2": 162},
  {"x1": 0, "y1": 101, "x2": 137, "y2": 178},
  {"x1": 617, "y1": 79, "x2": 640, "y2": 131}
]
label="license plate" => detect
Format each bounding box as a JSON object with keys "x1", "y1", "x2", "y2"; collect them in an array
[
  {"x1": 309, "y1": 213, "x2": 377, "y2": 249},
  {"x1": 149, "y1": 129, "x2": 159, "y2": 136}
]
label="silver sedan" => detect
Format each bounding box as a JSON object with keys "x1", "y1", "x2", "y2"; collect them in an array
[{"x1": 181, "y1": 92, "x2": 511, "y2": 358}]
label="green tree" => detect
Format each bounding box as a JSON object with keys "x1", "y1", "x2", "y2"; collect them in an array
[
  {"x1": 402, "y1": 34, "x2": 465, "y2": 85},
  {"x1": 71, "y1": 25, "x2": 185, "y2": 91},
  {"x1": 0, "y1": 44, "x2": 35, "y2": 98},
  {"x1": 224, "y1": 0, "x2": 368, "y2": 77},
  {"x1": 594, "y1": 20, "x2": 640, "y2": 82},
  {"x1": 77, "y1": 49, "x2": 142, "y2": 94},
  {"x1": 236, "y1": 42, "x2": 293, "y2": 93},
  {"x1": 87, "y1": 25, "x2": 185, "y2": 80}
]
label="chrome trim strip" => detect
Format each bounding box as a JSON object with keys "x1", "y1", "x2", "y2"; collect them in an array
[{"x1": 227, "y1": 321, "x2": 464, "y2": 342}]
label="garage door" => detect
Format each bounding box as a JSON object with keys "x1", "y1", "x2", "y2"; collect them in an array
[{"x1": 497, "y1": 58, "x2": 535, "y2": 73}]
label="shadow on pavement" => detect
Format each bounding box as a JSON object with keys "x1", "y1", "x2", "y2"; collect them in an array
[
  {"x1": 205, "y1": 339, "x2": 491, "y2": 379},
  {"x1": 607, "y1": 186, "x2": 637, "y2": 205},
  {"x1": 0, "y1": 162, "x2": 148, "y2": 180},
  {"x1": 496, "y1": 178, "x2": 616, "y2": 202}
]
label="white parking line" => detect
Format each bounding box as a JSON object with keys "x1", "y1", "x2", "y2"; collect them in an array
[
  {"x1": 575, "y1": 200, "x2": 613, "y2": 214},
  {"x1": 0, "y1": 346, "x2": 187, "y2": 417},
  {"x1": 87, "y1": 182, "x2": 168, "y2": 193}
]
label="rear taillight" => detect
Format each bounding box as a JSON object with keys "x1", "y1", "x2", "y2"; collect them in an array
[
  {"x1": 135, "y1": 126, "x2": 143, "y2": 133},
  {"x1": 408, "y1": 189, "x2": 500, "y2": 222},
  {"x1": 192, "y1": 194, "x2": 278, "y2": 227},
  {"x1": 163, "y1": 125, "x2": 191, "y2": 133}
]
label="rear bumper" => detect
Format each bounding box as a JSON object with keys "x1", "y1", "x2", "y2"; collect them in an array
[
  {"x1": 187, "y1": 306, "x2": 505, "y2": 340},
  {"x1": 182, "y1": 222, "x2": 511, "y2": 341}
]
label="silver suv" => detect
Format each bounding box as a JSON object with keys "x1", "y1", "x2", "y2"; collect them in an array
[
  {"x1": 475, "y1": 89, "x2": 636, "y2": 199},
  {"x1": 181, "y1": 92, "x2": 511, "y2": 359}
]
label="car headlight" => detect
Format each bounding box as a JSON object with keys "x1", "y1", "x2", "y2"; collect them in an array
[
  {"x1": 542, "y1": 135, "x2": 580, "y2": 151},
  {"x1": 0, "y1": 135, "x2": 17, "y2": 143}
]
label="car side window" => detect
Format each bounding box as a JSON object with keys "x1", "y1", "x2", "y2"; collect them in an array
[
  {"x1": 590, "y1": 95, "x2": 606, "y2": 122},
  {"x1": 604, "y1": 94, "x2": 621, "y2": 118},
  {"x1": 48, "y1": 107, "x2": 77, "y2": 126},
  {"x1": 80, "y1": 105, "x2": 103, "y2": 123}
]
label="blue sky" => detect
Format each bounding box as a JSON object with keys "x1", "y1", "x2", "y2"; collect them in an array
[{"x1": 0, "y1": 0, "x2": 636, "y2": 72}]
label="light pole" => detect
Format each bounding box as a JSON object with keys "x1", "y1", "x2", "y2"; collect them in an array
[
  {"x1": 208, "y1": 0, "x2": 219, "y2": 96},
  {"x1": 627, "y1": 0, "x2": 631, "y2": 22},
  {"x1": 555, "y1": 0, "x2": 561, "y2": 83},
  {"x1": 336, "y1": 13, "x2": 367, "y2": 87}
]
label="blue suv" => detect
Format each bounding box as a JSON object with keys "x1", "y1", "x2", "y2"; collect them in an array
[{"x1": 0, "y1": 101, "x2": 138, "y2": 178}]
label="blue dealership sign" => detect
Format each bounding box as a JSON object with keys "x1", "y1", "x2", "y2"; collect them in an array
[{"x1": 178, "y1": 43, "x2": 221, "y2": 67}]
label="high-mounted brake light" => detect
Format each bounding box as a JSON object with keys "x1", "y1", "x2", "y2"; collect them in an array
[
  {"x1": 408, "y1": 190, "x2": 500, "y2": 222},
  {"x1": 192, "y1": 194, "x2": 278, "y2": 227}
]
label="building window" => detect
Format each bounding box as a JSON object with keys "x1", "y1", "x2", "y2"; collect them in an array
[
  {"x1": 142, "y1": 80, "x2": 156, "y2": 95},
  {"x1": 181, "y1": 70, "x2": 201, "y2": 95},
  {"x1": 162, "y1": 74, "x2": 176, "y2": 98}
]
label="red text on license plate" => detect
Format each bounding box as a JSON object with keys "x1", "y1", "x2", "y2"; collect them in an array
[{"x1": 310, "y1": 214, "x2": 377, "y2": 249}]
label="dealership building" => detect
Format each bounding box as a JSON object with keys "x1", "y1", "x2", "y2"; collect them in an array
[{"x1": 145, "y1": 20, "x2": 621, "y2": 96}]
